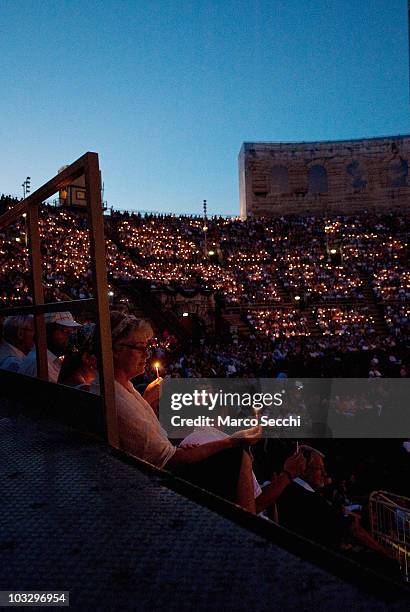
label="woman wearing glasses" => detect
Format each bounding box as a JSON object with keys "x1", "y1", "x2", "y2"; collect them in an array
[{"x1": 93, "y1": 311, "x2": 261, "y2": 513}]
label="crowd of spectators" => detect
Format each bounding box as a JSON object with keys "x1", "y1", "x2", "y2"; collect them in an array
[
  {"x1": 1, "y1": 309, "x2": 407, "y2": 579},
  {"x1": 372, "y1": 265, "x2": 410, "y2": 301},
  {"x1": 246, "y1": 308, "x2": 310, "y2": 339},
  {"x1": 1, "y1": 202, "x2": 408, "y2": 377},
  {"x1": 384, "y1": 304, "x2": 410, "y2": 336},
  {"x1": 1, "y1": 204, "x2": 408, "y2": 308},
  {"x1": 1, "y1": 200, "x2": 409, "y2": 580}
]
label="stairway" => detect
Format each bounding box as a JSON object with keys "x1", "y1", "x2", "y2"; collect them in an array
[
  {"x1": 274, "y1": 276, "x2": 291, "y2": 302},
  {"x1": 359, "y1": 271, "x2": 388, "y2": 334},
  {"x1": 222, "y1": 309, "x2": 250, "y2": 337},
  {"x1": 306, "y1": 309, "x2": 321, "y2": 337}
]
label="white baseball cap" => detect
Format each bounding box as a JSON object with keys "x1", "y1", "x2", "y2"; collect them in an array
[{"x1": 44, "y1": 311, "x2": 81, "y2": 327}]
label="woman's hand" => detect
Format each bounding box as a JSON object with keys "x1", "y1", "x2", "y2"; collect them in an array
[
  {"x1": 230, "y1": 425, "x2": 263, "y2": 447},
  {"x1": 143, "y1": 377, "x2": 162, "y2": 415}
]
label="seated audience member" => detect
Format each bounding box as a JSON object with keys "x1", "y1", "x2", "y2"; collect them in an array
[
  {"x1": 0, "y1": 315, "x2": 34, "y2": 372},
  {"x1": 91, "y1": 311, "x2": 262, "y2": 512},
  {"x1": 180, "y1": 426, "x2": 306, "y2": 514},
  {"x1": 19, "y1": 311, "x2": 81, "y2": 383},
  {"x1": 58, "y1": 323, "x2": 96, "y2": 390},
  {"x1": 276, "y1": 446, "x2": 391, "y2": 557}
]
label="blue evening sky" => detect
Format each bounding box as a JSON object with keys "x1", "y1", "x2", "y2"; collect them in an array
[{"x1": 0, "y1": 0, "x2": 408, "y2": 216}]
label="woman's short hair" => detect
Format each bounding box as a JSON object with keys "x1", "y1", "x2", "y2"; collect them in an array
[
  {"x1": 58, "y1": 323, "x2": 96, "y2": 384},
  {"x1": 110, "y1": 311, "x2": 153, "y2": 345}
]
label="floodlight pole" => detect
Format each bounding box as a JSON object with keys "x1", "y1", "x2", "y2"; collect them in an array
[{"x1": 203, "y1": 199, "x2": 208, "y2": 255}]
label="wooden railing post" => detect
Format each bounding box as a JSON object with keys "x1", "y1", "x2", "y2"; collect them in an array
[
  {"x1": 27, "y1": 204, "x2": 48, "y2": 380},
  {"x1": 84, "y1": 153, "x2": 119, "y2": 448}
]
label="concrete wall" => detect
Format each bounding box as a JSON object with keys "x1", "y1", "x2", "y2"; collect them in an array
[{"x1": 238, "y1": 135, "x2": 410, "y2": 218}]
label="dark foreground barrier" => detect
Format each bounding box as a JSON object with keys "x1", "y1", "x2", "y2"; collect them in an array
[{"x1": 0, "y1": 371, "x2": 409, "y2": 610}]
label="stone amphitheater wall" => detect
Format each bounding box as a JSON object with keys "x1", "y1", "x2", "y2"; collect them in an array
[{"x1": 238, "y1": 136, "x2": 410, "y2": 217}]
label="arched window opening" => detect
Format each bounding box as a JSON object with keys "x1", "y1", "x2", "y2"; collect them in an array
[
  {"x1": 271, "y1": 165, "x2": 289, "y2": 193},
  {"x1": 387, "y1": 158, "x2": 408, "y2": 188},
  {"x1": 346, "y1": 160, "x2": 367, "y2": 189},
  {"x1": 308, "y1": 165, "x2": 328, "y2": 193}
]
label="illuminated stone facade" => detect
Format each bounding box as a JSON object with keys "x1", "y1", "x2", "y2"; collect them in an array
[{"x1": 239, "y1": 136, "x2": 410, "y2": 218}]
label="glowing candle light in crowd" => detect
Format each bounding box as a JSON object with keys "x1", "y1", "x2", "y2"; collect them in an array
[{"x1": 154, "y1": 361, "x2": 160, "y2": 378}]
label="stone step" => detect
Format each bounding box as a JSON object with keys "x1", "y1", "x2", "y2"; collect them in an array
[{"x1": 222, "y1": 312, "x2": 250, "y2": 336}]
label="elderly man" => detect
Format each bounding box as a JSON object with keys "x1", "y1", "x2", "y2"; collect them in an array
[
  {"x1": 0, "y1": 315, "x2": 35, "y2": 372},
  {"x1": 276, "y1": 445, "x2": 390, "y2": 558},
  {"x1": 19, "y1": 312, "x2": 80, "y2": 383}
]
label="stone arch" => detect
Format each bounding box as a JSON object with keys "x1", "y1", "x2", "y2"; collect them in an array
[
  {"x1": 308, "y1": 165, "x2": 328, "y2": 193},
  {"x1": 271, "y1": 165, "x2": 289, "y2": 193},
  {"x1": 346, "y1": 160, "x2": 367, "y2": 189},
  {"x1": 387, "y1": 157, "x2": 408, "y2": 188}
]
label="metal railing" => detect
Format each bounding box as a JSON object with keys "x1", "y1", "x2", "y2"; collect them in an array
[
  {"x1": 0, "y1": 152, "x2": 119, "y2": 448},
  {"x1": 369, "y1": 490, "x2": 410, "y2": 582}
]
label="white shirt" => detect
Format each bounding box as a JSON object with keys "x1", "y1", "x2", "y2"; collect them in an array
[
  {"x1": 18, "y1": 348, "x2": 62, "y2": 383},
  {"x1": 91, "y1": 380, "x2": 176, "y2": 469},
  {"x1": 293, "y1": 477, "x2": 315, "y2": 493},
  {"x1": 0, "y1": 341, "x2": 25, "y2": 372}
]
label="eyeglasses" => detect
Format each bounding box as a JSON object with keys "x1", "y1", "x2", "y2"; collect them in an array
[{"x1": 117, "y1": 343, "x2": 148, "y2": 352}]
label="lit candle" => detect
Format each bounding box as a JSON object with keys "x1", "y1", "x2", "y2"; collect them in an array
[{"x1": 154, "y1": 361, "x2": 160, "y2": 378}]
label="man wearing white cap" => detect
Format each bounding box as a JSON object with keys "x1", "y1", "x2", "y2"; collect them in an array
[{"x1": 19, "y1": 312, "x2": 81, "y2": 383}]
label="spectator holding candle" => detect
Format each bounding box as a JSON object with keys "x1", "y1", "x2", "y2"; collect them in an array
[{"x1": 90, "y1": 311, "x2": 263, "y2": 512}]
